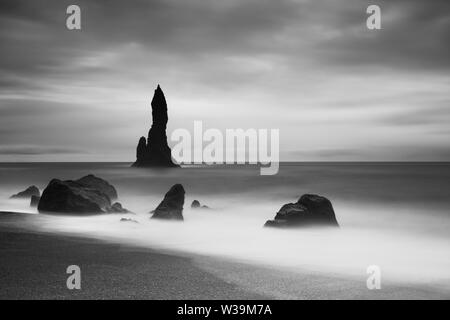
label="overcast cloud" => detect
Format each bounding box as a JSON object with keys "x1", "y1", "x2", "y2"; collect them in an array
[{"x1": 0, "y1": 0, "x2": 449, "y2": 161}]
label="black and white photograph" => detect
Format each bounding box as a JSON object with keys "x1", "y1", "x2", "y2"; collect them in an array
[{"x1": 0, "y1": 0, "x2": 449, "y2": 305}]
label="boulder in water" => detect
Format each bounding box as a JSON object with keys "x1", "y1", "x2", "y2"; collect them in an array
[
  {"x1": 191, "y1": 199, "x2": 210, "y2": 210},
  {"x1": 38, "y1": 179, "x2": 110, "y2": 214},
  {"x1": 191, "y1": 200, "x2": 200, "y2": 208},
  {"x1": 38, "y1": 175, "x2": 127, "y2": 214},
  {"x1": 151, "y1": 184, "x2": 185, "y2": 220},
  {"x1": 264, "y1": 194, "x2": 339, "y2": 228}
]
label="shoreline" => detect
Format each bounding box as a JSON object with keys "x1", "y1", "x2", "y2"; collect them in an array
[{"x1": 1, "y1": 212, "x2": 449, "y2": 300}]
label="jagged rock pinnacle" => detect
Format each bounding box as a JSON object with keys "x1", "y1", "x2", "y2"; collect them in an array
[{"x1": 133, "y1": 85, "x2": 178, "y2": 167}]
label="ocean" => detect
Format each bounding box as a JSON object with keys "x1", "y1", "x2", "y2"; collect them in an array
[{"x1": 1, "y1": 162, "x2": 450, "y2": 289}]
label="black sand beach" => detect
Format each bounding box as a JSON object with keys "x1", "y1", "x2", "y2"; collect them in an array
[
  {"x1": 1, "y1": 212, "x2": 449, "y2": 300},
  {"x1": 0, "y1": 212, "x2": 268, "y2": 300}
]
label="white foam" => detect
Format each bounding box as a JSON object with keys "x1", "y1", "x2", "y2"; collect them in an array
[{"x1": 33, "y1": 200, "x2": 450, "y2": 289}]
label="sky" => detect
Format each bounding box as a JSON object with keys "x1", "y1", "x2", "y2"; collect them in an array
[{"x1": 0, "y1": 0, "x2": 449, "y2": 162}]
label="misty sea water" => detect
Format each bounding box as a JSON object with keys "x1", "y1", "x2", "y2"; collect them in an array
[{"x1": 1, "y1": 162, "x2": 450, "y2": 291}]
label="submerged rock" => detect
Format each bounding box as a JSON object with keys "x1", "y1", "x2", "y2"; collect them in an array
[
  {"x1": 133, "y1": 85, "x2": 179, "y2": 167},
  {"x1": 151, "y1": 184, "x2": 185, "y2": 220},
  {"x1": 38, "y1": 174, "x2": 128, "y2": 214},
  {"x1": 191, "y1": 200, "x2": 200, "y2": 208},
  {"x1": 264, "y1": 194, "x2": 339, "y2": 228},
  {"x1": 191, "y1": 200, "x2": 210, "y2": 210},
  {"x1": 30, "y1": 195, "x2": 40, "y2": 207},
  {"x1": 10, "y1": 185, "x2": 40, "y2": 199}
]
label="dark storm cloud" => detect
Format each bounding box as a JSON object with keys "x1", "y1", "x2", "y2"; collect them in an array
[
  {"x1": 0, "y1": 0, "x2": 447, "y2": 107},
  {"x1": 1, "y1": 0, "x2": 448, "y2": 79},
  {"x1": 0, "y1": 0, "x2": 301, "y2": 102},
  {"x1": 0, "y1": 0, "x2": 298, "y2": 68}
]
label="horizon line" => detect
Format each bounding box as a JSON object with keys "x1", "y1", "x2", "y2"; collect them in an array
[{"x1": 1, "y1": 161, "x2": 450, "y2": 164}]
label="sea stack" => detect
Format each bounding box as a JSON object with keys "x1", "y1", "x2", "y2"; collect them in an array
[{"x1": 133, "y1": 85, "x2": 178, "y2": 167}]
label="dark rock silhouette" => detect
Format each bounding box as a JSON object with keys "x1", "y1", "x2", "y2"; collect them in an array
[
  {"x1": 133, "y1": 85, "x2": 178, "y2": 167},
  {"x1": 38, "y1": 174, "x2": 128, "y2": 214},
  {"x1": 151, "y1": 184, "x2": 185, "y2": 220},
  {"x1": 38, "y1": 179, "x2": 110, "y2": 214},
  {"x1": 191, "y1": 200, "x2": 200, "y2": 208},
  {"x1": 30, "y1": 195, "x2": 40, "y2": 207},
  {"x1": 10, "y1": 185, "x2": 40, "y2": 199},
  {"x1": 264, "y1": 194, "x2": 339, "y2": 228},
  {"x1": 120, "y1": 217, "x2": 138, "y2": 223},
  {"x1": 191, "y1": 200, "x2": 210, "y2": 210}
]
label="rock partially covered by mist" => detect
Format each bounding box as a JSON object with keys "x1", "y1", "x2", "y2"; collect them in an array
[
  {"x1": 30, "y1": 195, "x2": 40, "y2": 207},
  {"x1": 133, "y1": 85, "x2": 179, "y2": 167},
  {"x1": 120, "y1": 217, "x2": 138, "y2": 223},
  {"x1": 151, "y1": 184, "x2": 185, "y2": 220},
  {"x1": 38, "y1": 174, "x2": 128, "y2": 214},
  {"x1": 191, "y1": 200, "x2": 200, "y2": 208},
  {"x1": 109, "y1": 202, "x2": 129, "y2": 213},
  {"x1": 191, "y1": 200, "x2": 210, "y2": 210},
  {"x1": 264, "y1": 194, "x2": 339, "y2": 228},
  {"x1": 38, "y1": 179, "x2": 110, "y2": 214},
  {"x1": 10, "y1": 185, "x2": 40, "y2": 199}
]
